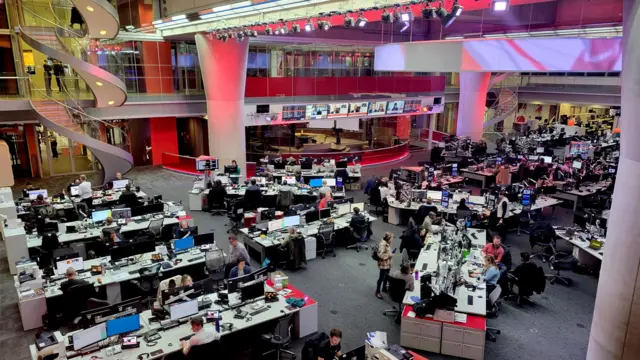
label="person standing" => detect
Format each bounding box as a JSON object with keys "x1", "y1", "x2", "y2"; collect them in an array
[
  {"x1": 43, "y1": 60, "x2": 53, "y2": 96},
  {"x1": 50, "y1": 135, "x2": 58, "y2": 159},
  {"x1": 495, "y1": 191, "x2": 510, "y2": 242},
  {"x1": 375, "y1": 232, "x2": 394, "y2": 299},
  {"x1": 52, "y1": 60, "x2": 64, "y2": 92},
  {"x1": 78, "y1": 174, "x2": 93, "y2": 208},
  {"x1": 225, "y1": 235, "x2": 250, "y2": 278}
]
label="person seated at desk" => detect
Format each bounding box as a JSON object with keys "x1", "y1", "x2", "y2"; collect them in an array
[
  {"x1": 318, "y1": 179, "x2": 332, "y2": 199},
  {"x1": 244, "y1": 178, "x2": 263, "y2": 211},
  {"x1": 349, "y1": 207, "x2": 367, "y2": 228},
  {"x1": 391, "y1": 263, "x2": 415, "y2": 291},
  {"x1": 182, "y1": 274, "x2": 193, "y2": 286},
  {"x1": 481, "y1": 235, "x2": 506, "y2": 272},
  {"x1": 207, "y1": 179, "x2": 227, "y2": 209},
  {"x1": 31, "y1": 194, "x2": 46, "y2": 206},
  {"x1": 399, "y1": 227, "x2": 424, "y2": 263},
  {"x1": 510, "y1": 252, "x2": 538, "y2": 294},
  {"x1": 225, "y1": 235, "x2": 250, "y2": 278},
  {"x1": 457, "y1": 198, "x2": 470, "y2": 211},
  {"x1": 319, "y1": 192, "x2": 332, "y2": 210},
  {"x1": 66, "y1": 179, "x2": 81, "y2": 196},
  {"x1": 532, "y1": 158, "x2": 549, "y2": 180},
  {"x1": 103, "y1": 216, "x2": 117, "y2": 228},
  {"x1": 229, "y1": 258, "x2": 253, "y2": 279},
  {"x1": 378, "y1": 180, "x2": 391, "y2": 200},
  {"x1": 174, "y1": 220, "x2": 193, "y2": 239},
  {"x1": 118, "y1": 184, "x2": 139, "y2": 206},
  {"x1": 60, "y1": 267, "x2": 90, "y2": 293},
  {"x1": 180, "y1": 317, "x2": 220, "y2": 356},
  {"x1": 470, "y1": 255, "x2": 500, "y2": 294},
  {"x1": 100, "y1": 229, "x2": 123, "y2": 244},
  {"x1": 318, "y1": 328, "x2": 342, "y2": 360},
  {"x1": 421, "y1": 212, "x2": 441, "y2": 234},
  {"x1": 420, "y1": 197, "x2": 438, "y2": 215}
]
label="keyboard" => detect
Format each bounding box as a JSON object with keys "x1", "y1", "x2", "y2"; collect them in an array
[
  {"x1": 179, "y1": 334, "x2": 194, "y2": 342},
  {"x1": 250, "y1": 307, "x2": 269, "y2": 316},
  {"x1": 128, "y1": 270, "x2": 139, "y2": 275},
  {"x1": 188, "y1": 256, "x2": 204, "y2": 263},
  {"x1": 77, "y1": 268, "x2": 90, "y2": 274},
  {"x1": 161, "y1": 321, "x2": 179, "y2": 331}
]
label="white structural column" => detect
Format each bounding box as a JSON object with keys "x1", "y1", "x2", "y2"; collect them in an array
[
  {"x1": 195, "y1": 33, "x2": 248, "y2": 179},
  {"x1": 456, "y1": 72, "x2": 490, "y2": 141},
  {"x1": 587, "y1": 0, "x2": 640, "y2": 359},
  {"x1": 428, "y1": 114, "x2": 435, "y2": 150}
]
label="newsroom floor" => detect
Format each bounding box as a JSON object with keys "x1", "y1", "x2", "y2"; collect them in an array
[{"x1": 4, "y1": 158, "x2": 598, "y2": 360}]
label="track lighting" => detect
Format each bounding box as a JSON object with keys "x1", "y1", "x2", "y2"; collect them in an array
[
  {"x1": 355, "y1": 15, "x2": 367, "y2": 27},
  {"x1": 344, "y1": 15, "x2": 355, "y2": 27},
  {"x1": 381, "y1": 9, "x2": 392, "y2": 23},
  {"x1": 318, "y1": 21, "x2": 331, "y2": 31},
  {"x1": 292, "y1": 23, "x2": 301, "y2": 32},
  {"x1": 422, "y1": 7, "x2": 435, "y2": 19},
  {"x1": 264, "y1": 26, "x2": 273, "y2": 35}
]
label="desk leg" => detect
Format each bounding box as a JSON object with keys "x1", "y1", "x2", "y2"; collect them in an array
[
  {"x1": 294, "y1": 302, "x2": 318, "y2": 338},
  {"x1": 106, "y1": 283, "x2": 122, "y2": 304}
]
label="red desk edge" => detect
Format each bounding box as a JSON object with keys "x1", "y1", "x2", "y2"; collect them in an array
[{"x1": 402, "y1": 305, "x2": 486, "y2": 331}]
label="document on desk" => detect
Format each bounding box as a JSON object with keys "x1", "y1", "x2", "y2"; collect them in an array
[
  {"x1": 111, "y1": 272, "x2": 130, "y2": 281},
  {"x1": 454, "y1": 312, "x2": 467, "y2": 323}
]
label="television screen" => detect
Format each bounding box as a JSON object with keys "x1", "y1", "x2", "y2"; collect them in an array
[
  {"x1": 282, "y1": 105, "x2": 306, "y2": 121},
  {"x1": 305, "y1": 104, "x2": 329, "y2": 120},
  {"x1": 386, "y1": 101, "x2": 405, "y2": 114},
  {"x1": 348, "y1": 102, "x2": 369, "y2": 116},
  {"x1": 368, "y1": 101, "x2": 387, "y2": 116},
  {"x1": 256, "y1": 104, "x2": 270, "y2": 114},
  {"x1": 328, "y1": 103, "x2": 349, "y2": 118},
  {"x1": 403, "y1": 100, "x2": 421, "y2": 113}
]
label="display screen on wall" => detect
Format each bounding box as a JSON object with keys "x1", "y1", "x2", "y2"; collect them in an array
[
  {"x1": 305, "y1": 104, "x2": 329, "y2": 120},
  {"x1": 282, "y1": 105, "x2": 306, "y2": 121},
  {"x1": 386, "y1": 101, "x2": 405, "y2": 115},
  {"x1": 368, "y1": 101, "x2": 387, "y2": 116},
  {"x1": 328, "y1": 103, "x2": 349, "y2": 118},
  {"x1": 403, "y1": 100, "x2": 422, "y2": 113},
  {"x1": 348, "y1": 102, "x2": 369, "y2": 116}
]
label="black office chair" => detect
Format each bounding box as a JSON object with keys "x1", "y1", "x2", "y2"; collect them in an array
[
  {"x1": 226, "y1": 199, "x2": 244, "y2": 234},
  {"x1": 131, "y1": 264, "x2": 162, "y2": 302},
  {"x1": 529, "y1": 225, "x2": 557, "y2": 263},
  {"x1": 63, "y1": 283, "x2": 101, "y2": 325},
  {"x1": 208, "y1": 188, "x2": 227, "y2": 216},
  {"x1": 368, "y1": 187, "x2": 384, "y2": 215},
  {"x1": 316, "y1": 222, "x2": 336, "y2": 259},
  {"x1": 486, "y1": 285, "x2": 502, "y2": 342},
  {"x1": 347, "y1": 220, "x2": 369, "y2": 252},
  {"x1": 147, "y1": 218, "x2": 164, "y2": 239},
  {"x1": 505, "y1": 265, "x2": 545, "y2": 305},
  {"x1": 546, "y1": 253, "x2": 577, "y2": 286},
  {"x1": 383, "y1": 276, "x2": 407, "y2": 324},
  {"x1": 244, "y1": 187, "x2": 263, "y2": 211},
  {"x1": 204, "y1": 249, "x2": 226, "y2": 289},
  {"x1": 187, "y1": 339, "x2": 223, "y2": 360},
  {"x1": 261, "y1": 314, "x2": 296, "y2": 359}
]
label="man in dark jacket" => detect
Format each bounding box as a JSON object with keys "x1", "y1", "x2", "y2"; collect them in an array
[
  {"x1": 244, "y1": 179, "x2": 263, "y2": 211},
  {"x1": 118, "y1": 184, "x2": 139, "y2": 207},
  {"x1": 60, "y1": 267, "x2": 89, "y2": 293},
  {"x1": 511, "y1": 252, "x2": 539, "y2": 298}
]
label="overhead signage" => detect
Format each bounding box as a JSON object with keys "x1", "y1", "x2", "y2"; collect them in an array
[
  {"x1": 328, "y1": 103, "x2": 349, "y2": 118},
  {"x1": 348, "y1": 102, "x2": 369, "y2": 116},
  {"x1": 305, "y1": 104, "x2": 329, "y2": 120},
  {"x1": 386, "y1": 101, "x2": 405, "y2": 115},
  {"x1": 282, "y1": 105, "x2": 306, "y2": 121},
  {"x1": 368, "y1": 101, "x2": 387, "y2": 116}
]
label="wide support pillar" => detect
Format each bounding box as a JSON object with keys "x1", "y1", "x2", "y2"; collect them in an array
[
  {"x1": 456, "y1": 72, "x2": 490, "y2": 141},
  {"x1": 587, "y1": 0, "x2": 640, "y2": 359},
  {"x1": 195, "y1": 33, "x2": 248, "y2": 179}
]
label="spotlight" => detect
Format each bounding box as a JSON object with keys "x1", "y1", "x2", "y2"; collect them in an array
[
  {"x1": 436, "y1": 7, "x2": 457, "y2": 28},
  {"x1": 421, "y1": 7, "x2": 435, "y2": 19},
  {"x1": 219, "y1": 33, "x2": 228, "y2": 42},
  {"x1": 344, "y1": 15, "x2": 355, "y2": 27},
  {"x1": 381, "y1": 9, "x2": 392, "y2": 23},
  {"x1": 292, "y1": 23, "x2": 301, "y2": 32},
  {"x1": 492, "y1": 0, "x2": 509, "y2": 11},
  {"x1": 236, "y1": 32, "x2": 244, "y2": 42},
  {"x1": 264, "y1": 26, "x2": 273, "y2": 35},
  {"x1": 451, "y1": 1, "x2": 463, "y2": 16},
  {"x1": 318, "y1": 21, "x2": 331, "y2": 31},
  {"x1": 355, "y1": 15, "x2": 368, "y2": 27},
  {"x1": 279, "y1": 26, "x2": 289, "y2": 34},
  {"x1": 304, "y1": 19, "x2": 314, "y2": 31},
  {"x1": 244, "y1": 29, "x2": 258, "y2": 37},
  {"x1": 397, "y1": 11, "x2": 414, "y2": 23}
]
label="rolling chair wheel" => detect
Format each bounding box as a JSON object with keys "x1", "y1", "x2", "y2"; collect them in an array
[
  {"x1": 322, "y1": 255, "x2": 325, "y2": 259},
  {"x1": 332, "y1": 253, "x2": 336, "y2": 257},
  {"x1": 491, "y1": 338, "x2": 497, "y2": 342},
  {"x1": 496, "y1": 330, "x2": 501, "y2": 334}
]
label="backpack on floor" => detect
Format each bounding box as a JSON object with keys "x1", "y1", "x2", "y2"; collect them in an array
[{"x1": 371, "y1": 244, "x2": 380, "y2": 261}]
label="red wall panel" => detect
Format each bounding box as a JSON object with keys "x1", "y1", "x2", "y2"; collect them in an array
[
  {"x1": 245, "y1": 77, "x2": 269, "y2": 97},
  {"x1": 393, "y1": 76, "x2": 412, "y2": 93},
  {"x1": 292, "y1": 78, "x2": 315, "y2": 96},
  {"x1": 149, "y1": 117, "x2": 178, "y2": 166},
  {"x1": 141, "y1": 42, "x2": 174, "y2": 94},
  {"x1": 337, "y1": 77, "x2": 359, "y2": 95},
  {"x1": 314, "y1": 77, "x2": 338, "y2": 96},
  {"x1": 357, "y1": 77, "x2": 378, "y2": 93},
  {"x1": 267, "y1": 78, "x2": 292, "y2": 97},
  {"x1": 555, "y1": 0, "x2": 622, "y2": 26}
]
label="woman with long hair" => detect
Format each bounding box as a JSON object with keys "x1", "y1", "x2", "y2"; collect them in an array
[{"x1": 375, "y1": 232, "x2": 394, "y2": 299}]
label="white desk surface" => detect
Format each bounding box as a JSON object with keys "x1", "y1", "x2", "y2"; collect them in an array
[
  {"x1": 27, "y1": 217, "x2": 180, "y2": 248},
  {"x1": 263, "y1": 169, "x2": 362, "y2": 178},
  {"x1": 41, "y1": 247, "x2": 213, "y2": 298},
  {"x1": 30, "y1": 287, "x2": 306, "y2": 360},
  {"x1": 556, "y1": 182, "x2": 609, "y2": 197},
  {"x1": 554, "y1": 227, "x2": 604, "y2": 261},
  {"x1": 387, "y1": 195, "x2": 561, "y2": 216}
]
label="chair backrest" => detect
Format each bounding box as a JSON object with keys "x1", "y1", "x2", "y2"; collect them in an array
[
  {"x1": 65, "y1": 283, "x2": 97, "y2": 316},
  {"x1": 317, "y1": 222, "x2": 334, "y2": 240},
  {"x1": 41, "y1": 232, "x2": 60, "y2": 252},
  {"x1": 456, "y1": 208, "x2": 473, "y2": 220},
  {"x1": 273, "y1": 313, "x2": 294, "y2": 342},
  {"x1": 387, "y1": 276, "x2": 407, "y2": 303},
  {"x1": 205, "y1": 249, "x2": 226, "y2": 271},
  {"x1": 148, "y1": 218, "x2": 164, "y2": 235},
  {"x1": 187, "y1": 339, "x2": 222, "y2": 360},
  {"x1": 488, "y1": 284, "x2": 502, "y2": 305},
  {"x1": 351, "y1": 221, "x2": 368, "y2": 239}
]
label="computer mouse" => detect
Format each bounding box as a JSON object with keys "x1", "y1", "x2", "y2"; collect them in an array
[{"x1": 267, "y1": 305, "x2": 271, "y2": 309}]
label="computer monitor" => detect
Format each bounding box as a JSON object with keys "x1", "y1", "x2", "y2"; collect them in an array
[
  {"x1": 452, "y1": 193, "x2": 468, "y2": 204},
  {"x1": 111, "y1": 208, "x2": 131, "y2": 220},
  {"x1": 228, "y1": 272, "x2": 254, "y2": 293},
  {"x1": 336, "y1": 160, "x2": 348, "y2": 169},
  {"x1": 56, "y1": 256, "x2": 83, "y2": 275},
  {"x1": 304, "y1": 210, "x2": 319, "y2": 224},
  {"x1": 91, "y1": 209, "x2": 112, "y2": 223},
  {"x1": 72, "y1": 323, "x2": 107, "y2": 351},
  {"x1": 28, "y1": 189, "x2": 48, "y2": 200},
  {"x1": 282, "y1": 176, "x2": 297, "y2": 185},
  {"x1": 192, "y1": 278, "x2": 216, "y2": 296},
  {"x1": 608, "y1": 166, "x2": 617, "y2": 174},
  {"x1": 240, "y1": 279, "x2": 265, "y2": 302},
  {"x1": 572, "y1": 161, "x2": 582, "y2": 169},
  {"x1": 283, "y1": 215, "x2": 300, "y2": 227},
  {"x1": 106, "y1": 314, "x2": 140, "y2": 337},
  {"x1": 426, "y1": 190, "x2": 442, "y2": 201},
  {"x1": 309, "y1": 178, "x2": 323, "y2": 188},
  {"x1": 536, "y1": 147, "x2": 545, "y2": 154},
  {"x1": 540, "y1": 156, "x2": 553, "y2": 164},
  {"x1": 251, "y1": 177, "x2": 266, "y2": 186},
  {"x1": 335, "y1": 203, "x2": 350, "y2": 216},
  {"x1": 112, "y1": 180, "x2": 129, "y2": 190},
  {"x1": 194, "y1": 233, "x2": 214, "y2": 246},
  {"x1": 173, "y1": 236, "x2": 195, "y2": 252},
  {"x1": 268, "y1": 218, "x2": 284, "y2": 232},
  {"x1": 251, "y1": 267, "x2": 268, "y2": 281},
  {"x1": 273, "y1": 162, "x2": 286, "y2": 170},
  {"x1": 110, "y1": 240, "x2": 155, "y2": 262},
  {"x1": 319, "y1": 208, "x2": 331, "y2": 220},
  {"x1": 169, "y1": 300, "x2": 198, "y2": 321},
  {"x1": 70, "y1": 186, "x2": 80, "y2": 196},
  {"x1": 351, "y1": 202, "x2": 364, "y2": 213},
  {"x1": 301, "y1": 161, "x2": 313, "y2": 170},
  {"x1": 323, "y1": 178, "x2": 336, "y2": 187},
  {"x1": 224, "y1": 165, "x2": 239, "y2": 174},
  {"x1": 468, "y1": 195, "x2": 485, "y2": 206}
]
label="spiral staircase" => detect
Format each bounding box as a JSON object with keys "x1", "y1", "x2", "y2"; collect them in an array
[
  {"x1": 18, "y1": 0, "x2": 132, "y2": 183},
  {"x1": 483, "y1": 73, "x2": 519, "y2": 133}
]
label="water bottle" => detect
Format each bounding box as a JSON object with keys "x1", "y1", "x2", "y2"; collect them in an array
[
  {"x1": 414, "y1": 270, "x2": 419, "y2": 280},
  {"x1": 215, "y1": 318, "x2": 220, "y2": 333}
]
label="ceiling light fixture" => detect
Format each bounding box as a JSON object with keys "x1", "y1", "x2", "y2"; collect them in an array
[
  {"x1": 86, "y1": 5, "x2": 94, "y2": 11},
  {"x1": 318, "y1": 20, "x2": 331, "y2": 31},
  {"x1": 108, "y1": 100, "x2": 115, "y2": 105},
  {"x1": 96, "y1": 81, "x2": 103, "y2": 86},
  {"x1": 451, "y1": 1, "x2": 463, "y2": 17},
  {"x1": 344, "y1": 15, "x2": 355, "y2": 28},
  {"x1": 99, "y1": 30, "x2": 107, "y2": 35},
  {"x1": 492, "y1": 0, "x2": 509, "y2": 12},
  {"x1": 291, "y1": 23, "x2": 301, "y2": 32},
  {"x1": 421, "y1": 7, "x2": 435, "y2": 19},
  {"x1": 381, "y1": 9, "x2": 392, "y2": 23},
  {"x1": 264, "y1": 25, "x2": 273, "y2": 35},
  {"x1": 355, "y1": 14, "x2": 368, "y2": 27}
]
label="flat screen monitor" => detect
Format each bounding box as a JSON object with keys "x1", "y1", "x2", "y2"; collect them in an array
[
  {"x1": 301, "y1": 162, "x2": 313, "y2": 170},
  {"x1": 256, "y1": 104, "x2": 270, "y2": 114},
  {"x1": 368, "y1": 101, "x2": 387, "y2": 116},
  {"x1": 336, "y1": 161, "x2": 348, "y2": 169},
  {"x1": 348, "y1": 102, "x2": 369, "y2": 116},
  {"x1": 91, "y1": 209, "x2": 112, "y2": 223},
  {"x1": 305, "y1": 104, "x2": 328, "y2": 120},
  {"x1": 106, "y1": 314, "x2": 140, "y2": 337},
  {"x1": 608, "y1": 167, "x2": 616, "y2": 174},
  {"x1": 351, "y1": 202, "x2": 364, "y2": 213},
  {"x1": 282, "y1": 105, "x2": 306, "y2": 121},
  {"x1": 268, "y1": 218, "x2": 284, "y2": 232},
  {"x1": 573, "y1": 161, "x2": 582, "y2": 169},
  {"x1": 28, "y1": 189, "x2": 48, "y2": 200},
  {"x1": 282, "y1": 176, "x2": 296, "y2": 185},
  {"x1": 323, "y1": 178, "x2": 336, "y2": 187},
  {"x1": 73, "y1": 323, "x2": 107, "y2": 351},
  {"x1": 328, "y1": 103, "x2": 349, "y2": 118},
  {"x1": 174, "y1": 236, "x2": 195, "y2": 252},
  {"x1": 536, "y1": 147, "x2": 545, "y2": 154},
  {"x1": 283, "y1": 215, "x2": 300, "y2": 227},
  {"x1": 273, "y1": 162, "x2": 286, "y2": 170},
  {"x1": 194, "y1": 233, "x2": 214, "y2": 246},
  {"x1": 426, "y1": 190, "x2": 442, "y2": 201},
  {"x1": 251, "y1": 177, "x2": 266, "y2": 186},
  {"x1": 319, "y1": 208, "x2": 331, "y2": 220},
  {"x1": 196, "y1": 158, "x2": 218, "y2": 171},
  {"x1": 251, "y1": 267, "x2": 268, "y2": 281},
  {"x1": 540, "y1": 156, "x2": 553, "y2": 164},
  {"x1": 131, "y1": 203, "x2": 164, "y2": 217},
  {"x1": 452, "y1": 193, "x2": 469, "y2": 204},
  {"x1": 240, "y1": 280, "x2": 265, "y2": 301},
  {"x1": 468, "y1": 195, "x2": 486, "y2": 206},
  {"x1": 70, "y1": 186, "x2": 80, "y2": 196},
  {"x1": 304, "y1": 210, "x2": 319, "y2": 224},
  {"x1": 403, "y1": 100, "x2": 421, "y2": 113},
  {"x1": 169, "y1": 300, "x2": 198, "y2": 321},
  {"x1": 228, "y1": 272, "x2": 254, "y2": 293},
  {"x1": 336, "y1": 203, "x2": 350, "y2": 216},
  {"x1": 309, "y1": 179, "x2": 323, "y2": 188},
  {"x1": 111, "y1": 208, "x2": 131, "y2": 219},
  {"x1": 112, "y1": 180, "x2": 129, "y2": 190},
  {"x1": 56, "y1": 256, "x2": 84, "y2": 275},
  {"x1": 110, "y1": 240, "x2": 155, "y2": 262},
  {"x1": 386, "y1": 101, "x2": 405, "y2": 115}
]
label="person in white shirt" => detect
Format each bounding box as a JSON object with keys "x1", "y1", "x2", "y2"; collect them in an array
[
  {"x1": 318, "y1": 180, "x2": 332, "y2": 199},
  {"x1": 78, "y1": 174, "x2": 93, "y2": 206},
  {"x1": 181, "y1": 317, "x2": 219, "y2": 355}
]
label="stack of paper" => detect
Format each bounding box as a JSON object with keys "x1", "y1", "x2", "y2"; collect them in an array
[{"x1": 366, "y1": 331, "x2": 388, "y2": 349}]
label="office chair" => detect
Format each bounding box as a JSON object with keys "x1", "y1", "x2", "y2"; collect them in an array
[
  {"x1": 546, "y1": 253, "x2": 577, "y2": 286},
  {"x1": 208, "y1": 188, "x2": 227, "y2": 216},
  {"x1": 517, "y1": 209, "x2": 532, "y2": 235},
  {"x1": 529, "y1": 225, "x2": 557, "y2": 263},
  {"x1": 131, "y1": 264, "x2": 162, "y2": 303},
  {"x1": 63, "y1": 283, "x2": 101, "y2": 325},
  {"x1": 276, "y1": 188, "x2": 295, "y2": 210},
  {"x1": 347, "y1": 221, "x2": 369, "y2": 252},
  {"x1": 226, "y1": 199, "x2": 244, "y2": 234},
  {"x1": 261, "y1": 314, "x2": 296, "y2": 360},
  {"x1": 505, "y1": 265, "x2": 545, "y2": 306},
  {"x1": 368, "y1": 187, "x2": 384, "y2": 215},
  {"x1": 316, "y1": 222, "x2": 336, "y2": 259},
  {"x1": 204, "y1": 249, "x2": 226, "y2": 289},
  {"x1": 187, "y1": 340, "x2": 223, "y2": 360},
  {"x1": 486, "y1": 285, "x2": 502, "y2": 342},
  {"x1": 383, "y1": 277, "x2": 407, "y2": 324},
  {"x1": 147, "y1": 218, "x2": 164, "y2": 239}
]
